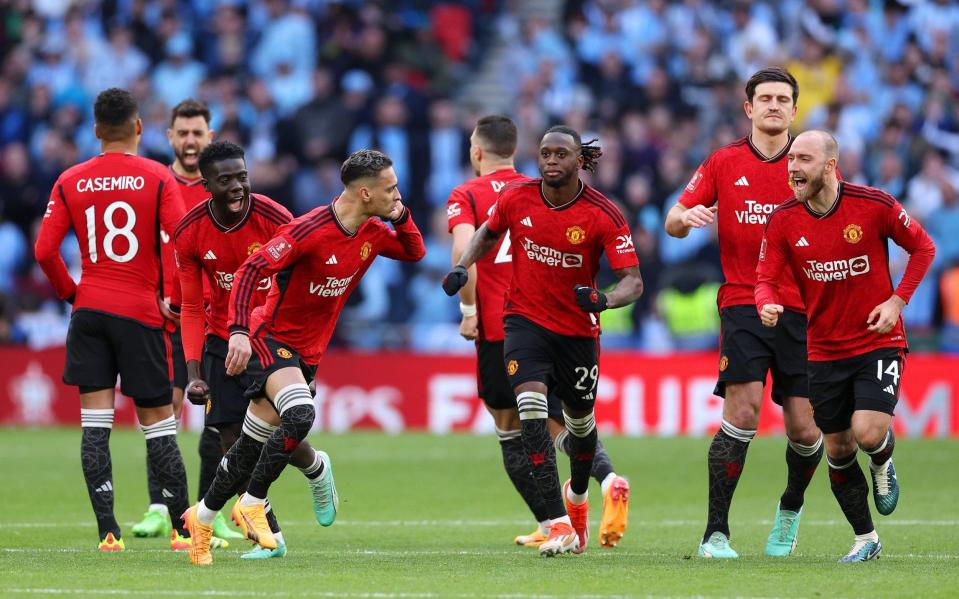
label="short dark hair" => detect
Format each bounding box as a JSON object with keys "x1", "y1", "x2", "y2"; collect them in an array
[
  {"x1": 340, "y1": 149, "x2": 393, "y2": 185},
  {"x1": 94, "y1": 88, "x2": 138, "y2": 139},
  {"x1": 745, "y1": 67, "x2": 799, "y2": 104},
  {"x1": 170, "y1": 98, "x2": 211, "y2": 127},
  {"x1": 543, "y1": 125, "x2": 603, "y2": 173},
  {"x1": 198, "y1": 141, "x2": 245, "y2": 178},
  {"x1": 474, "y1": 115, "x2": 517, "y2": 158}
]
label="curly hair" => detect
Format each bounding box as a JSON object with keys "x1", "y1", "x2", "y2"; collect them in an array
[
  {"x1": 198, "y1": 141, "x2": 245, "y2": 178},
  {"x1": 543, "y1": 125, "x2": 603, "y2": 173}
]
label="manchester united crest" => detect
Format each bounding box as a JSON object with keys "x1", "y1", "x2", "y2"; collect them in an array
[
  {"x1": 843, "y1": 224, "x2": 863, "y2": 244},
  {"x1": 566, "y1": 226, "x2": 586, "y2": 245},
  {"x1": 507, "y1": 360, "x2": 518, "y2": 376},
  {"x1": 277, "y1": 347, "x2": 293, "y2": 359},
  {"x1": 247, "y1": 242, "x2": 262, "y2": 256},
  {"x1": 719, "y1": 355, "x2": 729, "y2": 372},
  {"x1": 360, "y1": 241, "x2": 372, "y2": 260}
]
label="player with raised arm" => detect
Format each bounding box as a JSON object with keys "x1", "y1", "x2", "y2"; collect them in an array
[
  {"x1": 664, "y1": 67, "x2": 824, "y2": 559},
  {"x1": 34, "y1": 88, "x2": 190, "y2": 551},
  {"x1": 443, "y1": 126, "x2": 643, "y2": 556},
  {"x1": 132, "y1": 98, "x2": 245, "y2": 544},
  {"x1": 182, "y1": 149, "x2": 425, "y2": 565},
  {"x1": 448, "y1": 116, "x2": 631, "y2": 549},
  {"x1": 176, "y1": 141, "x2": 338, "y2": 560},
  {"x1": 756, "y1": 130, "x2": 934, "y2": 562}
]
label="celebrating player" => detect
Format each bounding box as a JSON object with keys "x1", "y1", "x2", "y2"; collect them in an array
[
  {"x1": 447, "y1": 115, "x2": 631, "y2": 549},
  {"x1": 132, "y1": 98, "x2": 243, "y2": 543},
  {"x1": 176, "y1": 141, "x2": 336, "y2": 561},
  {"x1": 664, "y1": 67, "x2": 824, "y2": 558},
  {"x1": 756, "y1": 130, "x2": 935, "y2": 562},
  {"x1": 182, "y1": 149, "x2": 425, "y2": 565},
  {"x1": 443, "y1": 126, "x2": 643, "y2": 556},
  {"x1": 34, "y1": 88, "x2": 190, "y2": 551}
]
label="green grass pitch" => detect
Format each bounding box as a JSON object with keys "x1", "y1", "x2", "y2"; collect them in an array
[{"x1": 1, "y1": 428, "x2": 956, "y2": 598}]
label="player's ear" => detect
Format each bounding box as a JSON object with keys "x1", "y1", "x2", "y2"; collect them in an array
[
  {"x1": 134, "y1": 118, "x2": 143, "y2": 136},
  {"x1": 207, "y1": 129, "x2": 215, "y2": 142},
  {"x1": 743, "y1": 100, "x2": 753, "y2": 119},
  {"x1": 166, "y1": 127, "x2": 174, "y2": 144},
  {"x1": 94, "y1": 123, "x2": 103, "y2": 140},
  {"x1": 201, "y1": 177, "x2": 210, "y2": 192}
]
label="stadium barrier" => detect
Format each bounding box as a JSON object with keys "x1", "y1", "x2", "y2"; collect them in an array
[{"x1": 2, "y1": 347, "x2": 957, "y2": 437}]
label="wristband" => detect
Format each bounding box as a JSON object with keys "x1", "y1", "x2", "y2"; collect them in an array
[{"x1": 459, "y1": 303, "x2": 477, "y2": 317}]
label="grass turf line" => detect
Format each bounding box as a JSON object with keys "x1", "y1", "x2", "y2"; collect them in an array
[{"x1": 1, "y1": 428, "x2": 956, "y2": 598}]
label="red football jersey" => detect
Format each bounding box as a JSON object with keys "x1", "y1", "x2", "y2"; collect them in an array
[
  {"x1": 447, "y1": 169, "x2": 530, "y2": 341},
  {"x1": 485, "y1": 179, "x2": 639, "y2": 338},
  {"x1": 679, "y1": 136, "x2": 804, "y2": 312},
  {"x1": 228, "y1": 202, "x2": 426, "y2": 364},
  {"x1": 174, "y1": 193, "x2": 292, "y2": 362},
  {"x1": 34, "y1": 152, "x2": 185, "y2": 328},
  {"x1": 161, "y1": 168, "x2": 209, "y2": 304},
  {"x1": 756, "y1": 183, "x2": 935, "y2": 361}
]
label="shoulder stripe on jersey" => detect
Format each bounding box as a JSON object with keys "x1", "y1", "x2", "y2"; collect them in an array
[
  {"x1": 291, "y1": 211, "x2": 334, "y2": 242},
  {"x1": 291, "y1": 207, "x2": 333, "y2": 241},
  {"x1": 465, "y1": 190, "x2": 478, "y2": 227},
  {"x1": 844, "y1": 185, "x2": 896, "y2": 207},
  {"x1": 582, "y1": 189, "x2": 627, "y2": 228},
  {"x1": 57, "y1": 184, "x2": 69, "y2": 208},
  {"x1": 765, "y1": 198, "x2": 802, "y2": 231},
  {"x1": 251, "y1": 198, "x2": 291, "y2": 226},
  {"x1": 173, "y1": 202, "x2": 209, "y2": 241},
  {"x1": 250, "y1": 194, "x2": 290, "y2": 221},
  {"x1": 501, "y1": 180, "x2": 538, "y2": 194},
  {"x1": 232, "y1": 254, "x2": 270, "y2": 331}
]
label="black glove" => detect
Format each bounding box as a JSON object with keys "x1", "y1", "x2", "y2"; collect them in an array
[
  {"x1": 574, "y1": 285, "x2": 607, "y2": 312},
  {"x1": 442, "y1": 265, "x2": 468, "y2": 296}
]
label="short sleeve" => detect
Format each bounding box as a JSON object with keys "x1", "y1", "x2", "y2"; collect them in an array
[
  {"x1": 677, "y1": 156, "x2": 717, "y2": 209},
  {"x1": 447, "y1": 187, "x2": 476, "y2": 232}
]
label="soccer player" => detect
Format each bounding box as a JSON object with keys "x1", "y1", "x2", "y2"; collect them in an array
[
  {"x1": 182, "y1": 149, "x2": 425, "y2": 565},
  {"x1": 443, "y1": 126, "x2": 643, "y2": 556},
  {"x1": 664, "y1": 67, "x2": 824, "y2": 559},
  {"x1": 756, "y1": 130, "x2": 935, "y2": 562},
  {"x1": 447, "y1": 115, "x2": 631, "y2": 549},
  {"x1": 176, "y1": 140, "x2": 341, "y2": 560},
  {"x1": 34, "y1": 88, "x2": 190, "y2": 551},
  {"x1": 132, "y1": 98, "x2": 243, "y2": 543}
]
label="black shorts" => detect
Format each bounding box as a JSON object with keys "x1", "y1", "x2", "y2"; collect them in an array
[
  {"x1": 203, "y1": 335, "x2": 254, "y2": 427},
  {"x1": 503, "y1": 315, "x2": 599, "y2": 412},
  {"x1": 64, "y1": 308, "x2": 171, "y2": 407},
  {"x1": 169, "y1": 328, "x2": 187, "y2": 389},
  {"x1": 808, "y1": 348, "x2": 905, "y2": 434},
  {"x1": 243, "y1": 335, "x2": 317, "y2": 407},
  {"x1": 476, "y1": 340, "x2": 562, "y2": 420},
  {"x1": 715, "y1": 305, "x2": 808, "y2": 404}
]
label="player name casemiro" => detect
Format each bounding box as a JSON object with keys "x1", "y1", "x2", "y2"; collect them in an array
[{"x1": 76, "y1": 176, "x2": 145, "y2": 192}]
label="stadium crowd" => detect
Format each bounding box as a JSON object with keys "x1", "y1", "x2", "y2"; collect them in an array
[{"x1": 1, "y1": 0, "x2": 958, "y2": 352}]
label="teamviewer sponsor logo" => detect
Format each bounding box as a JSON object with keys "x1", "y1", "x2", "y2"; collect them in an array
[
  {"x1": 802, "y1": 255, "x2": 870, "y2": 282},
  {"x1": 735, "y1": 200, "x2": 776, "y2": 225},
  {"x1": 522, "y1": 237, "x2": 583, "y2": 268},
  {"x1": 309, "y1": 273, "x2": 356, "y2": 297},
  {"x1": 214, "y1": 271, "x2": 271, "y2": 291}
]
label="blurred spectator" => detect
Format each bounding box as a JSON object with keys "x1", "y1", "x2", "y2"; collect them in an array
[{"x1": 152, "y1": 33, "x2": 206, "y2": 110}]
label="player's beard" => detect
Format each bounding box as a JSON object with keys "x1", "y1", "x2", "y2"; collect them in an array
[
  {"x1": 795, "y1": 169, "x2": 825, "y2": 204},
  {"x1": 175, "y1": 146, "x2": 201, "y2": 175}
]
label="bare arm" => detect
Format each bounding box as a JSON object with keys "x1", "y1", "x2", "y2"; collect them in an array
[
  {"x1": 605, "y1": 265, "x2": 644, "y2": 309},
  {"x1": 451, "y1": 223, "x2": 479, "y2": 340},
  {"x1": 664, "y1": 202, "x2": 717, "y2": 239}
]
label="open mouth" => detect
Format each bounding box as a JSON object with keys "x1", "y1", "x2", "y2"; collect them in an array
[
  {"x1": 226, "y1": 194, "x2": 244, "y2": 210},
  {"x1": 183, "y1": 147, "x2": 199, "y2": 162},
  {"x1": 791, "y1": 176, "x2": 807, "y2": 192}
]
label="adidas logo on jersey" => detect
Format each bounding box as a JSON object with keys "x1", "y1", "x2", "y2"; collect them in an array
[
  {"x1": 203, "y1": 250, "x2": 217, "y2": 260},
  {"x1": 795, "y1": 237, "x2": 810, "y2": 247},
  {"x1": 883, "y1": 385, "x2": 895, "y2": 395},
  {"x1": 521, "y1": 217, "x2": 533, "y2": 227},
  {"x1": 734, "y1": 176, "x2": 749, "y2": 187},
  {"x1": 326, "y1": 255, "x2": 338, "y2": 265}
]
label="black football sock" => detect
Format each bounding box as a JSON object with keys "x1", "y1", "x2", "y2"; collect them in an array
[
  {"x1": 563, "y1": 410, "x2": 598, "y2": 496},
  {"x1": 265, "y1": 500, "x2": 281, "y2": 534},
  {"x1": 142, "y1": 416, "x2": 190, "y2": 537},
  {"x1": 557, "y1": 429, "x2": 615, "y2": 485},
  {"x1": 197, "y1": 426, "x2": 225, "y2": 501},
  {"x1": 863, "y1": 428, "x2": 895, "y2": 468},
  {"x1": 204, "y1": 411, "x2": 276, "y2": 510},
  {"x1": 780, "y1": 435, "x2": 824, "y2": 512},
  {"x1": 828, "y1": 451, "x2": 874, "y2": 535},
  {"x1": 703, "y1": 420, "x2": 754, "y2": 542},
  {"x1": 498, "y1": 428, "x2": 549, "y2": 522},
  {"x1": 247, "y1": 385, "x2": 315, "y2": 500},
  {"x1": 517, "y1": 391, "x2": 564, "y2": 519},
  {"x1": 81, "y1": 409, "x2": 120, "y2": 540},
  {"x1": 146, "y1": 455, "x2": 164, "y2": 506}
]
